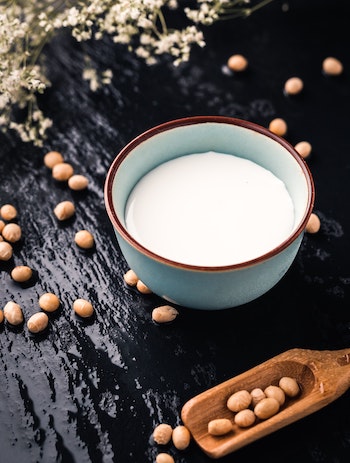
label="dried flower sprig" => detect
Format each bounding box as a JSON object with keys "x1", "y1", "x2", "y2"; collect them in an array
[{"x1": 0, "y1": 0, "x2": 274, "y2": 146}]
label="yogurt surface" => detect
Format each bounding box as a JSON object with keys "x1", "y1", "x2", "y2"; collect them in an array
[{"x1": 125, "y1": 151, "x2": 295, "y2": 266}]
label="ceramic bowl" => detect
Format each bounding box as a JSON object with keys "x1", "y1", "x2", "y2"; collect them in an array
[{"x1": 104, "y1": 116, "x2": 315, "y2": 310}]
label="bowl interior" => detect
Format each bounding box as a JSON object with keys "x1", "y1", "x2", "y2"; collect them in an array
[{"x1": 109, "y1": 120, "x2": 312, "y2": 242}]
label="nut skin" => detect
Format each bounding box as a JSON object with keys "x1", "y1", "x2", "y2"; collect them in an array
[
  {"x1": 27, "y1": 312, "x2": 49, "y2": 333},
  {"x1": 3, "y1": 301, "x2": 24, "y2": 325}
]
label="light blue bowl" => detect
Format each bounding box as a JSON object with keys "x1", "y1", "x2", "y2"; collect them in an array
[{"x1": 104, "y1": 116, "x2": 315, "y2": 310}]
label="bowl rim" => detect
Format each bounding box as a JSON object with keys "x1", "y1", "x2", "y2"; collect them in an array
[{"x1": 104, "y1": 115, "x2": 315, "y2": 272}]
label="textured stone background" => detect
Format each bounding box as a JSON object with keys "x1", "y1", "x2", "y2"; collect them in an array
[{"x1": 1, "y1": 1, "x2": 350, "y2": 462}]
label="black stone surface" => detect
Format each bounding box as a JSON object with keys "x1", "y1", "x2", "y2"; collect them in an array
[{"x1": 1, "y1": 2, "x2": 350, "y2": 462}]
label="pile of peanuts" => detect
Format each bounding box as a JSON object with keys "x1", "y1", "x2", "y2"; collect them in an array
[
  {"x1": 0, "y1": 150, "x2": 97, "y2": 336},
  {"x1": 152, "y1": 423, "x2": 191, "y2": 463},
  {"x1": 208, "y1": 376, "x2": 300, "y2": 436},
  {"x1": 226, "y1": 53, "x2": 344, "y2": 236}
]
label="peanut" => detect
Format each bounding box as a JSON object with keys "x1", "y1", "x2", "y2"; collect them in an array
[
  {"x1": 0, "y1": 241, "x2": 13, "y2": 261},
  {"x1": 264, "y1": 385, "x2": 285, "y2": 406},
  {"x1": 0, "y1": 204, "x2": 17, "y2": 220},
  {"x1": 254, "y1": 397, "x2": 280, "y2": 420},
  {"x1": 74, "y1": 230, "x2": 94, "y2": 249},
  {"x1": 172, "y1": 425, "x2": 191, "y2": 450},
  {"x1": 44, "y1": 151, "x2": 64, "y2": 169},
  {"x1": 234, "y1": 409, "x2": 256, "y2": 428},
  {"x1": 54, "y1": 200, "x2": 75, "y2": 221},
  {"x1": 27, "y1": 312, "x2": 49, "y2": 333},
  {"x1": 0, "y1": 310, "x2": 4, "y2": 323},
  {"x1": 227, "y1": 54, "x2": 248, "y2": 72},
  {"x1": 306, "y1": 212, "x2": 321, "y2": 233},
  {"x1": 268, "y1": 118, "x2": 287, "y2": 136},
  {"x1": 155, "y1": 454, "x2": 174, "y2": 463},
  {"x1": 284, "y1": 76, "x2": 304, "y2": 95},
  {"x1": 152, "y1": 305, "x2": 179, "y2": 324},
  {"x1": 52, "y1": 162, "x2": 74, "y2": 181},
  {"x1": 3, "y1": 301, "x2": 24, "y2": 325},
  {"x1": 250, "y1": 387, "x2": 266, "y2": 407},
  {"x1": 322, "y1": 56, "x2": 343, "y2": 76},
  {"x1": 279, "y1": 377, "x2": 300, "y2": 397},
  {"x1": 2, "y1": 222, "x2": 22, "y2": 243},
  {"x1": 123, "y1": 269, "x2": 138, "y2": 286},
  {"x1": 68, "y1": 174, "x2": 89, "y2": 191},
  {"x1": 208, "y1": 418, "x2": 233, "y2": 436},
  {"x1": 227, "y1": 389, "x2": 252, "y2": 412},
  {"x1": 11, "y1": 265, "x2": 33, "y2": 282},
  {"x1": 73, "y1": 298, "x2": 94, "y2": 318},
  {"x1": 136, "y1": 279, "x2": 152, "y2": 294},
  {"x1": 39, "y1": 293, "x2": 60, "y2": 312},
  {"x1": 294, "y1": 141, "x2": 312, "y2": 159},
  {"x1": 153, "y1": 423, "x2": 173, "y2": 445}
]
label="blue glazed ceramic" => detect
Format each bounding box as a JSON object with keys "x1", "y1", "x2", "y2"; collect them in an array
[{"x1": 104, "y1": 116, "x2": 315, "y2": 309}]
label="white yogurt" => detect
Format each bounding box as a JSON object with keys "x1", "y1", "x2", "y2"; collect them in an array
[{"x1": 125, "y1": 151, "x2": 295, "y2": 266}]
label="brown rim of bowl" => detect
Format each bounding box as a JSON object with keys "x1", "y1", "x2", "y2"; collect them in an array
[{"x1": 104, "y1": 115, "x2": 315, "y2": 272}]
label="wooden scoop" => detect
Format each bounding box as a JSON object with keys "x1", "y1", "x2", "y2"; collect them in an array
[{"x1": 181, "y1": 348, "x2": 350, "y2": 459}]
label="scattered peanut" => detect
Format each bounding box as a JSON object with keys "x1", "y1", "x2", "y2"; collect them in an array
[
  {"x1": 306, "y1": 212, "x2": 321, "y2": 233},
  {"x1": 52, "y1": 162, "x2": 74, "y2": 181},
  {"x1": 27, "y1": 312, "x2": 49, "y2": 334},
  {"x1": 11, "y1": 265, "x2": 33, "y2": 282},
  {"x1": 227, "y1": 389, "x2": 252, "y2": 412},
  {"x1": 136, "y1": 279, "x2": 152, "y2": 294},
  {"x1": 264, "y1": 385, "x2": 285, "y2": 406},
  {"x1": 279, "y1": 376, "x2": 300, "y2": 397},
  {"x1": 0, "y1": 309, "x2": 4, "y2": 323},
  {"x1": 68, "y1": 174, "x2": 89, "y2": 191},
  {"x1": 44, "y1": 151, "x2": 64, "y2": 169},
  {"x1": 155, "y1": 454, "x2": 174, "y2": 463},
  {"x1": 172, "y1": 425, "x2": 191, "y2": 450},
  {"x1": 227, "y1": 54, "x2": 248, "y2": 72},
  {"x1": 322, "y1": 56, "x2": 343, "y2": 76},
  {"x1": 2, "y1": 222, "x2": 22, "y2": 243},
  {"x1": 254, "y1": 397, "x2": 280, "y2": 420},
  {"x1": 250, "y1": 387, "x2": 266, "y2": 407},
  {"x1": 294, "y1": 141, "x2": 312, "y2": 159},
  {"x1": 152, "y1": 305, "x2": 179, "y2": 324},
  {"x1": 123, "y1": 269, "x2": 138, "y2": 286},
  {"x1": 3, "y1": 301, "x2": 24, "y2": 325},
  {"x1": 234, "y1": 408, "x2": 256, "y2": 428},
  {"x1": 73, "y1": 298, "x2": 94, "y2": 318},
  {"x1": 54, "y1": 200, "x2": 75, "y2": 221},
  {"x1": 153, "y1": 423, "x2": 173, "y2": 445},
  {"x1": 284, "y1": 76, "x2": 304, "y2": 95},
  {"x1": 39, "y1": 293, "x2": 60, "y2": 312},
  {"x1": 0, "y1": 241, "x2": 13, "y2": 261},
  {"x1": 74, "y1": 230, "x2": 94, "y2": 249},
  {"x1": 268, "y1": 118, "x2": 288, "y2": 136},
  {"x1": 0, "y1": 219, "x2": 5, "y2": 233},
  {"x1": 208, "y1": 418, "x2": 233, "y2": 436},
  {"x1": 0, "y1": 203, "x2": 17, "y2": 221}
]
